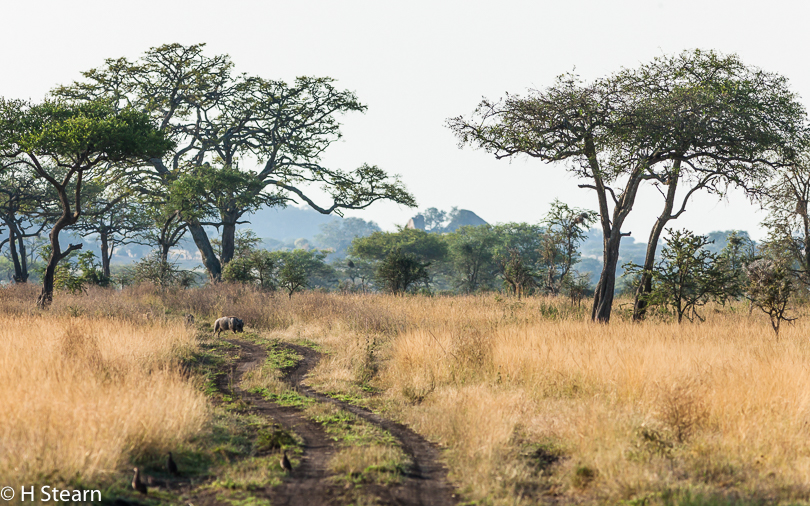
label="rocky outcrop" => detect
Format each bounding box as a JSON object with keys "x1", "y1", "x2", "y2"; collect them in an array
[{"x1": 406, "y1": 209, "x2": 487, "y2": 233}]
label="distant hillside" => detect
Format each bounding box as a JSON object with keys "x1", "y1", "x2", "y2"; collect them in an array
[
  {"x1": 242, "y1": 206, "x2": 339, "y2": 242},
  {"x1": 406, "y1": 208, "x2": 488, "y2": 232}
]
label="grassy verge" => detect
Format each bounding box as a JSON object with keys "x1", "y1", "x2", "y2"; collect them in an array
[
  {"x1": 240, "y1": 336, "x2": 409, "y2": 490},
  {"x1": 103, "y1": 327, "x2": 300, "y2": 505}
]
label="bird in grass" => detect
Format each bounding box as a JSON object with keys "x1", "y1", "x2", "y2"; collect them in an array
[
  {"x1": 280, "y1": 450, "x2": 292, "y2": 473},
  {"x1": 166, "y1": 452, "x2": 179, "y2": 476},
  {"x1": 132, "y1": 467, "x2": 148, "y2": 495}
]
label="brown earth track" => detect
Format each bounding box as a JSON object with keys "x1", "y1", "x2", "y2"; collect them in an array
[
  {"x1": 219, "y1": 338, "x2": 459, "y2": 506},
  {"x1": 214, "y1": 339, "x2": 343, "y2": 506},
  {"x1": 270, "y1": 340, "x2": 459, "y2": 506}
]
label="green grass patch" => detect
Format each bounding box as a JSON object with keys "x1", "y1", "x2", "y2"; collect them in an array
[{"x1": 249, "y1": 386, "x2": 317, "y2": 408}]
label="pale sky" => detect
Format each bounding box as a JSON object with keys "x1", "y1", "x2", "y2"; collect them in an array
[{"x1": 3, "y1": 1, "x2": 808, "y2": 242}]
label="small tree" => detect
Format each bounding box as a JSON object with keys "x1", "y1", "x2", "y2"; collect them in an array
[
  {"x1": 628, "y1": 229, "x2": 729, "y2": 323},
  {"x1": 129, "y1": 252, "x2": 193, "y2": 289},
  {"x1": 340, "y1": 257, "x2": 375, "y2": 292},
  {"x1": 222, "y1": 248, "x2": 277, "y2": 290},
  {"x1": 538, "y1": 200, "x2": 597, "y2": 294},
  {"x1": 716, "y1": 231, "x2": 756, "y2": 299},
  {"x1": 375, "y1": 249, "x2": 430, "y2": 294},
  {"x1": 746, "y1": 259, "x2": 796, "y2": 338},
  {"x1": 271, "y1": 249, "x2": 332, "y2": 298},
  {"x1": 501, "y1": 248, "x2": 537, "y2": 299},
  {"x1": 445, "y1": 224, "x2": 499, "y2": 293}
]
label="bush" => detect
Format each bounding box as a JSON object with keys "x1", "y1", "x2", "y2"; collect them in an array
[
  {"x1": 746, "y1": 258, "x2": 796, "y2": 337},
  {"x1": 375, "y1": 249, "x2": 429, "y2": 294},
  {"x1": 126, "y1": 253, "x2": 194, "y2": 288}
]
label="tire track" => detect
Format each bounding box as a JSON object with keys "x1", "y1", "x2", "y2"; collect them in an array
[
  {"x1": 222, "y1": 338, "x2": 459, "y2": 506},
  {"x1": 269, "y1": 340, "x2": 459, "y2": 506},
  {"x1": 216, "y1": 340, "x2": 342, "y2": 506}
]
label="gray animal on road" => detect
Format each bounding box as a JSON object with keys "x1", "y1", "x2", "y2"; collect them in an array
[{"x1": 214, "y1": 316, "x2": 244, "y2": 337}]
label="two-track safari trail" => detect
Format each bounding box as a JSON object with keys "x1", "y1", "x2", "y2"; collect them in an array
[
  {"x1": 216, "y1": 339, "x2": 341, "y2": 506},
  {"x1": 221, "y1": 338, "x2": 459, "y2": 506}
]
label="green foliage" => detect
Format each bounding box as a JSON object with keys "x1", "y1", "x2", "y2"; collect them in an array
[
  {"x1": 38, "y1": 248, "x2": 107, "y2": 294},
  {"x1": 716, "y1": 231, "x2": 756, "y2": 299},
  {"x1": 375, "y1": 249, "x2": 430, "y2": 294},
  {"x1": 746, "y1": 258, "x2": 797, "y2": 337},
  {"x1": 314, "y1": 217, "x2": 380, "y2": 258},
  {"x1": 350, "y1": 228, "x2": 448, "y2": 262},
  {"x1": 128, "y1": 252, "x2": 195, "y2": 288},
  {"x1": 335, "y1": 257, "x2": 376, "y2": 293},
  {"x1": 444, "y1": 225, "x2": 498, "y2": 293},
  {"x1": 628, "y1": 230, "x2": 731, "y2": 323},
  {"x1": 220, "y1": 235, "x2": 335, "y2": 295},
  {"x1": 222, "y1": 255, "x2": 258, "y2": 284},
  {"x1": 500, "y1": 248, "x2": 537, "y2": 299},
  {"x1": 276, "y1": 250, "x2": 310, "y2": 298},
  {"x1": 168, "y1": 165, "x2": 286, "y2": 224},
  {"x1": 214, "y1": 230, "x2": 263, "y2": 261},
  {"x1": 537, "y1": 200, "x2": 597, "y2": 294},
  {"x1": 9, "y1": 100, "x2": 172, "y2": 160}
]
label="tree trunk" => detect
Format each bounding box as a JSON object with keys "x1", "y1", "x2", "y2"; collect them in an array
[
  {"x1": 187, "y1": 220, "x2": 222, "y2": 282},
  {"x1": 7, "y1": 226, "x2": 24, "y2": 283},
  {"x1": 591, "y1": 232, "x2": 623, "y2": 322},
  {"x1": 220, "y1": 212, "x2": 237, "y2": 266},
  {"x1": 159, "y1": 242, "x2": 170, "y2": 264},
  {"x1": 632, "y1": 220, "x2": 669, "y2": 321},
  {"x1": 588, "y1": 163, "x2": 645, "y2": 323},
  {"x1": 17, "y1": 232, "x2": 28, "y2": 283},
  {"x1": 633, "y1": 166, "x2": 681, "y2": 321},
  {"x1": 38, "y1": 213, "x2": 81, "y2": 309},
  {"x1": 100, "y1": 230, "x2": 111, "y2": 279}
]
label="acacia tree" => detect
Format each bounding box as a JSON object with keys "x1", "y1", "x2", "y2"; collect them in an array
[
  {"x1": 167, "y1": 164, "x2": 286, "y2": 265},
  {"x1": 375, "y1": 249, "x2": 430, "y2": 294},
  {"x1": 74, "y1": 180, "x2": 153, "y2": 279},
  {"x1": 501, "y1": 248, "x2": 537, "y2": 299},
  {"x1": 449, "y1": 73, "x2": 648, "y2": 322},
  {"x1": 761, "y1": 153, "x2": 810, "y2": 288},
  {"x1": 619, "y1": 51, "x2": 806, "y2": 321},
  {"x1": 55, "y1": 43, "x2": 416, "y2": 281},
  {"x1": 0, "y1": 99, "x2": 171, "y2": 307},
  {"x1": 538, "y1": 200, "x2": 597, "y2": 294},
  {"x1": 445, "y1": 224, "x2": 498, "y2": 293},
  {"x1": 0, "y1": 159, "x2": 55, "y2": 282},
  {"x1": 746, "y1": 258, "x2": 796, "y2": 338},
  {"x1": 627, "y1": 229, "x2": 730, "y2": 323},
  {"x1": 449, "y1": 50, "x2": 806, "y2": 323}
]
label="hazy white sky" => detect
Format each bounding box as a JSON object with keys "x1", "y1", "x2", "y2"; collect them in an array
[{"x1": 3, "y1": 1, "x2": 808, "y2": 241}]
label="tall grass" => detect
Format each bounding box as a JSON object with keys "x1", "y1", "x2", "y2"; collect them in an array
[
  {"x1": 186, "y1": 287, "x2": 810, "y2": 504},
  {"x1": 6, "y1": 282, "x2": 809, "y2": 504},
  {"x1": 0, "y1": 286, "x2": 207, "y2": 491}
]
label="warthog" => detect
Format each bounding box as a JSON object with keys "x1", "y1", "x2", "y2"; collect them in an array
[
  {"x1": 214, "y1": 316, "x2": 244, "y2": 337},
  {"x1": 185, "y1": 314, "x2": 195, "y2": 325}
]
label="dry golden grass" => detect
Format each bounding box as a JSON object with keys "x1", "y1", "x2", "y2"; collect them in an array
[
  {"x1": 0, "y1": 297, "x2": 207, "y2": 491},
  {"x1": 237, "y1": 291, "x2": 810, "y2": 504},
  {"x1": 7, "y1": 282, "x2": 810, "y2": 504}
]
